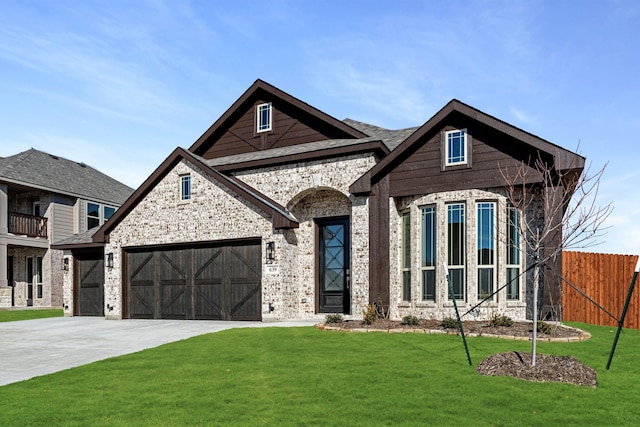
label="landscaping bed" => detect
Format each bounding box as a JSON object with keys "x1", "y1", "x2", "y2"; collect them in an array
[{"x1": 322, "y1": 318, "x2": 589, "y2": 341}]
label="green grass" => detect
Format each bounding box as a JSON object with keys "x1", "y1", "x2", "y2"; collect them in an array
[
  {"x1": 0, "y1": 308, "x2": 63, "y2": 322},
  {"x1": 0, "y1": 322, "x2": 639, "y2": 426}
]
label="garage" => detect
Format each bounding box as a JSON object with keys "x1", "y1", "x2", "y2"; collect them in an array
[
  {"x1": 125, "y1": 240, "x2": 262, "y2": 320},
  {"x1": 75, "y1": 251, "x2": 105, "y2": 316}
]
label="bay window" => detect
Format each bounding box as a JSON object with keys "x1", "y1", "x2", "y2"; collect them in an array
[
  {"x1": 447, "y1": 203, "x2": 465, "y2": 300},
  {"x1": 421, "y1": 206, "x2": 436, "y2": 301},
  {"x1": 477, "y1": 202, "x2": 496, "y2": 300}
]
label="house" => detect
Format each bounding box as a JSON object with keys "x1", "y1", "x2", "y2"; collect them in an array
[
  {"x1": 0, "y1": 149, "x2": 133, "y2": 308},
  {"x1": 61, "y1": 80, "x2": 584, "y2": 321}
]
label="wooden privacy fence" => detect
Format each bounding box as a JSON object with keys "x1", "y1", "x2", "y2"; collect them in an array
[{"x1": 562, "y1": 251, "x2": 640, "y2": 329}]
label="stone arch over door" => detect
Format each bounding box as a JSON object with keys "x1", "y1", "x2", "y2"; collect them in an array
[{"x1": 288, "y1": 188, "x2": 352, "y2": 315}]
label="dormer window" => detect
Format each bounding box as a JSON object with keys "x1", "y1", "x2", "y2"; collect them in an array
[
  {"x1": 256, "y1": 102, "x2": 272, "y2": 133},
  {"x1": 445, "y1": 129, "x2": 467, "y2": 166}
]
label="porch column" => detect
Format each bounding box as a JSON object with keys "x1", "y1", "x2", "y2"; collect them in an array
[{"x1": 0, "y1": 184, "x2": 9, "y2": 306}]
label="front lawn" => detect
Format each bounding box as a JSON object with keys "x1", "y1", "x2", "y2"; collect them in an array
[
  {"x1": 0, "y1": 322, "x2": 639, "y2": 426},
  {"x1": 0, "y1": 308, "x2": 63, "y2": 322}
]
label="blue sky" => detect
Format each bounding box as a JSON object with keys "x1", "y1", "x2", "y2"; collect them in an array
[{"x1": 0, "y1": 0, "x2": 638, "y2": 255}]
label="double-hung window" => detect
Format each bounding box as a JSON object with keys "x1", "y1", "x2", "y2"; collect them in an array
[
  {"x1": 421, "y1": 206, "x2": 436, "y2": 301},
  {"x1": 447, "y1": 203, "x2": 465, "y2": 300},
  {"x1": 181, "y1": 174, "x2": 191, "y2": 201},
  {"x1": 86, "y1": 202, "x2": 117, "y2": 230},
  {"x1": 401, "y1": 211, "x2": 411, "y2": 302},
  {"x1": 477, "y1": 202, "x2": 496, "y2": 300},
  {"x1": 104, "y1": 206, "x2": 116, "y2": 221},
  {"x1": 506, "y1": 206, "x2": 522, "y2": 300},
  {"x1": 256, "y1": 103, "x2": 272, "y2": 133},
  {"x1": 445, "y1": 129, "x2": 467, "y2": 165},
  {"x1": 87, "y1": 202, "x2": 100, "y2": 229}
]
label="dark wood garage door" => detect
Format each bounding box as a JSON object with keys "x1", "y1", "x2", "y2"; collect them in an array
[
  {"x1": 125, "y1": 242, "x2": 262, "y2": 320},
  {"x1": 75, "y1": 254, "x2": 104, "y2": 316}
]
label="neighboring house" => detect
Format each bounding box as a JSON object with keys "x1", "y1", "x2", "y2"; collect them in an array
[
  {"x1": 0, "y1": 149, "x2": 133, "y2": 308},
  {"x1": 61, "y1": 80, "x2": 584, "y2": 322}
]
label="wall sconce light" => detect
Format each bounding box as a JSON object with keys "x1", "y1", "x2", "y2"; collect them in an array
[
  {"x1": 266, "y1": 241, "x2": 275, "y2": 264},
  {"x1": 63, "y1": 258, "x2": 69, "y2": 271},
  {"x1": 106, "y1": 252, "x2": 114, "y2": 269}
]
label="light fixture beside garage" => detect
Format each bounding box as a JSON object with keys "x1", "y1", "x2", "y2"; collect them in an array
[
  {"x1": 106, "y1": 252, "x2": 114, "y2": 269},
  {"x1": 63, "y1": 258, "x2": 69, "y2": 271},
  {"x1": 266, "y1": 241, "x2": 276, "y2": 264}
]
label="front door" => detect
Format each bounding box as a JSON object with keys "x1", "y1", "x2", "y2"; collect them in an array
[{"x1": 317, "y1": 217, "x2": 350, "y2": 314}]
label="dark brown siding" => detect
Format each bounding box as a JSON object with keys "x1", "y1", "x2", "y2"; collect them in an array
[
  {"x1": 388, "y1": 114, "x2": 548, "y2": 197},
  {"x1": 563, "y1": 251, "x2": 639, "y2": 329},
  {"x1": 201, "y1": 98, "x2": 357, "y2": 160},
  {"x1": 369, "y1": 176, "x2": 390, "y2": 308}
]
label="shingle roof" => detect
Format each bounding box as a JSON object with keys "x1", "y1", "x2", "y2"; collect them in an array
[
  {"x1": 51, "y1": 226, "x2": 101, "y2": 247},
  {"x1": 342, "y1": 119, "x2": 419, "y2": 151},
  {"x1": 206, "y1": 137, "x2": 379, "y2": 167},
  {"x1": 0, "y1": 148, "x2": 133, "y2": 205}
]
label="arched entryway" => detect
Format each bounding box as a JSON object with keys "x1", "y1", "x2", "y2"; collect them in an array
[{"x1": 288, "y1": 188, "x2": 352, "y2": 314}]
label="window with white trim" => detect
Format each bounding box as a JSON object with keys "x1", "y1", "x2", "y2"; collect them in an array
[
  {"x1": 506, "y1": 205, "x2": 522, "y2": 300},
  {"x1": 256, "y1": 102, "x2": 272, "y2": 133},
  {"x1": 401, "y1": 211, "x2": 411, "y2": 302},
  {"x1": 86, "y1": 202, "x2": 117, "y2": 230},
  {"x1": 421, "y1": 205, "x2": 436, "y2": 301},
  {"x1": 104, "y1": 206, "x2": 116, "y2": 221},
  {"x1": 87, "y1": 202, "x2": 100, "y2": 229},
  {"x1": 477, "y1": 202, "x2": 496, "y2": 300},
  {"x1": 445, "y1": 129, "x2": 467, "y2": 165},
  {"x1": 181, "y1": 174, "x2": 191, "y2": 201},
  {"x1": 447, "y1": 203, "x2": 465, "y2": 300}
]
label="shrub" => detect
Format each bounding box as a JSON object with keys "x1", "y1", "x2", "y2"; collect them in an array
[
  {"x1": 362, "y1": 305, "x2": 378, "y2": 325},
  {"x1": 489, "y1": 313, "x2": 514, "y2": 327},
  {"x1": 325, "y1": 314, "x2": 343, "y2": 324},
  {"x1": 440, "y1": 317, "x2": 458, "y2": 329},
  {"x1": 537, "y1": 321, "x2": 553, "y2": 334},
  {"x1": 401, "y1": 315, "x2": 420, "y2": 326}
]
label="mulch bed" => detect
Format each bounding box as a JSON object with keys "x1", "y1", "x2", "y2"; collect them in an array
[
  {"x1": 323, "y1": 318, "x2": 596, "y2": 387},
  {"x1": 477, "y1": 352, "x2": 597, "y2": 387},
  {"x1": 331, "y1": 318, "x2": 586, "y2": 340}
]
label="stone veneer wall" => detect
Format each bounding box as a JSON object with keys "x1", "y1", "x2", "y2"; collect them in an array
[
  {"x1": 6, "y1": 247, "x2": 52, "y2": 307},
  {"x1": 389, "y1": 188, "x2": 530, "y2": 322},
  {"x1": 105, "y1": 153, "x2": 375, "y2": 321},
  {"x1": 232, "y1": 154, "x2": 375, "y2": 319},
  {"x1": 62, "y1": 253, "x2": 73, "y2": 316},
  {"x1": 104, "y1": 160, "x2": 276, "y2": 320}
]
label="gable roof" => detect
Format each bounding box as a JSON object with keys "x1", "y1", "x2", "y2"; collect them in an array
[
  {"x1": 189, "y1": 79, "x2": 367, "y2": 156},
  {"x1": 342, "y1": 119, "x2": 419, "y2": 151},
  {"x1": 350, "y1": 99, "x2": 585, "y2": 195},
  {"x1": 0, "y1": 148, "x2": 133, "y2": 205},
  {"x1": 92, "y1": 147, "x2": 299, "y2": 244}
]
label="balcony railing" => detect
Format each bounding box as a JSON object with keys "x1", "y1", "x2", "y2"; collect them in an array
[{"x1": 8, "y1": 212, "x2": 48, "y2": 238}]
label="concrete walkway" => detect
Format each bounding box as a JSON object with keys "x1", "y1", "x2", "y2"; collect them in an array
[{"x1": 0, "y1": 316, "x2": 318, "y2": 387}]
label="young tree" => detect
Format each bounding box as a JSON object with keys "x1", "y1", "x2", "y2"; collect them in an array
[{"x1": 501, "y1": 153, "x2": 612, "y2": 366}]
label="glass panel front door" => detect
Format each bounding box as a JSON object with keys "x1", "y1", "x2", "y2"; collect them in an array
[{"x1": 317, "y1": 217, "x2": 350, "y2": 314}]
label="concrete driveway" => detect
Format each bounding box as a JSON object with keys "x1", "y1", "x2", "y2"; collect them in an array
[{"x1": 0, "y1": 316, "x2": 317, "y2": 387}]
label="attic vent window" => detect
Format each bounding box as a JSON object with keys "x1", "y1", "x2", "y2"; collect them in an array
[
  {"x1": 445, "y1": 129, "x2": 467, "y2": 166},
  {"x1": 256, "y1": 102, "x2": 272, "y2": 133}
]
